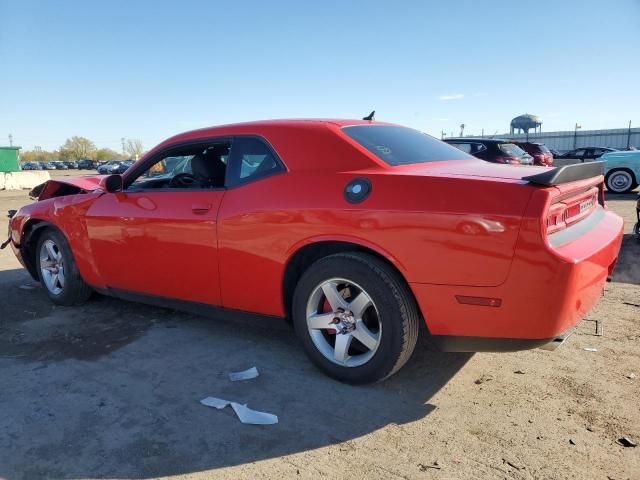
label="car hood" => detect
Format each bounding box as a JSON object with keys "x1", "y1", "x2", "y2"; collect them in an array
[{"x1": 30, "y1": 175, "x2": 106, "y2": 200}]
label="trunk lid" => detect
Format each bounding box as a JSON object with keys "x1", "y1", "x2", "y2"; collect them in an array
[
  {"x1": 391, "y1": 159, "x2": 604, "y2": 187},
  {"x1": 392, "y1": 159, "x2": 552, "y2": 182}
]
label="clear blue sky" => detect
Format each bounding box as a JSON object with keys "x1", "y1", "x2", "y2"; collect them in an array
[{"x1": 1, "y1": 0, "x2": 639, "y2": 152}]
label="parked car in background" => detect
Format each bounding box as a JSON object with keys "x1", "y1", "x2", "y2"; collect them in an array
[
  {"x1": 63, "y1": 161, "x2": 78, "y2": 169},
  {"x1": 76, "y1": 159, "x2": 97, "y2": 170},
  {"x1": 97, "y1": 160, "x2": 123, "y2": 174},
  {"x1": 513, "y1": 141, "x2": 554, "y2": 167},
  {"x1": 110, "y1": 160, "x2": 135, "y2": 174},
  {"x1": 52, "y1": 161, "x2": 68, "y2": 170},
  {"x1": 555, "y1": 147, "x2": 618, "y2": 164},
  {"x1": 43, "y1": 162, "x2": 57, "y2": 170},
  {"x1": 600, "y1": 150, "x2": 640, "y2": 193},
  {"x1": 444, "y1": 138, "x2": 533, "y2": 165},
  {"x1": 20, "y1": 162, "x2": 40, "y2": 170},
  {"x1": 5, "y1": 119, "x2": 623, "y2": 384},
  {"x1": 549, "y1": 148, "x2": 561, "y2": 157}
]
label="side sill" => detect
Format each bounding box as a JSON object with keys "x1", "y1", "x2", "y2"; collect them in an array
[
  {"x1": 431, "y1": 335, "x2": 553, "y2": 352},
  {"x1": 96, "y1": 287, "x2": 286, "y2": 324}
]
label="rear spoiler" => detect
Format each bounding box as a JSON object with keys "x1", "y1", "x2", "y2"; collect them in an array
[{"x1": 523, "y1": 161, "x2": 604, "y2": 186}]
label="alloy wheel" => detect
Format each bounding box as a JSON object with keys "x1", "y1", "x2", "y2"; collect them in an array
[
  {"x1": 306, "y1": 278, "x2": 382, "y2": 367},
  {"x1": 39, "y1": 239, "x2": 65, "y2": 295}
]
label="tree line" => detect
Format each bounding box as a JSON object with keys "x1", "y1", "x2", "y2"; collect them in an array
[{"x1": 20, "y1": 136, "x2": 145, "y2": 162}]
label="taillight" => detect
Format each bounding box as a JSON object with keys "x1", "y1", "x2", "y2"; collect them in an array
[
  {"x1": 546, "y1": 203, "x2": 567, "y2": 234},
  {"x1": 546, "y1": 187, "x2": 599, "y2": 235},
  {"x1": 495, "y1": 156, "x2": 520, "y2": 164}
]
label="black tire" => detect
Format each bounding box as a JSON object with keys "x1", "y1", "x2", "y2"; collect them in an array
[
  {"x1": 35, "y1": 227, "x2": 92, "y2": 306},
  {"x1": 605, "y1": 169, "x2": 636, "y2": 194},
  {"x1": 292, "y1": 252, "x2": 420, "y2": 384}
]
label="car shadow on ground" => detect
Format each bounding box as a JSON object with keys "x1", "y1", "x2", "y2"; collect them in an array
[
  {"x1": 603, "y1": 192, "x2": 639, "y2": 286},
  {"x1": 612, "y1": 234, "x2": 640, "y2": 285},
  {"x1": 0, "y1": 267, "x2": 472, "y2": 479}
]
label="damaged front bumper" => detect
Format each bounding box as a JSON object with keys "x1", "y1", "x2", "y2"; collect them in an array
[{"x1": 0, "y1": 210, "x2": 17, "y2": 249}]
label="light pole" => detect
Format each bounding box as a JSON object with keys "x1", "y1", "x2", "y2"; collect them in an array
[{"x1": 573, "y1": 123, "x2": 582, "y2": 149}]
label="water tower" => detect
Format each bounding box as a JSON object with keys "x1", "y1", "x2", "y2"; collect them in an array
[{"x1": 510, "y1": 114, "x2": 542, "y2": 136}]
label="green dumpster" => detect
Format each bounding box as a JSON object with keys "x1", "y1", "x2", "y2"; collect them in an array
[{"x1": 0, "y1": 146, "x2": 21, "y2": 172}]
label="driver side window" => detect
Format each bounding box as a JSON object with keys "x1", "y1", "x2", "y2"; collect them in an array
[{"x1": 127, "y1": 141, "x2": 230, "y2": 191}]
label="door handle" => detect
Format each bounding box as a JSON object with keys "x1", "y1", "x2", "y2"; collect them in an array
[{"x1": 192, "y1": 203, "x2": 212, "y2": 214}]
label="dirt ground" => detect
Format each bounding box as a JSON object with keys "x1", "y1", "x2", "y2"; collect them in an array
[{"x1": 0, "y1": 173, "x2": 638, "y2": 480}]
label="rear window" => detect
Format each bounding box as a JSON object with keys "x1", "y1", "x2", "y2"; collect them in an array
[
  {"x1": 538, "y1": 144, "x2": 551, "y2": 154},
  {"x1": 498, "y1": 143, "x2": 526, "y2": 157},
  {"x1": 342, "y1": 125, "x2": 472, "y2": 165}
]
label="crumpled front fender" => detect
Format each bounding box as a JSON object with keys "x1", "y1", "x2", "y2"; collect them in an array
[{"x1": 30, "y1": 175, "x2": 106, "y2": 200}]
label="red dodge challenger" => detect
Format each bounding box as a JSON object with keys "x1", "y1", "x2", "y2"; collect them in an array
[{"x1": 3, "y1": 120, "x2": 624, "y2": 384}]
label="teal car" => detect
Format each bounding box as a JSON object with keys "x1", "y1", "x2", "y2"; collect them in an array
[{"x1": 601, "y1": 150, "x2": 640, "y2": 193}]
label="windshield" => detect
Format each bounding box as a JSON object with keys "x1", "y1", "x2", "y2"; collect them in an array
[
  {"x1": 499, "y1": 143, "x2": 527, "y2": 157},
  {"x1": 342, "y1": 125, "x2": 472, "y2": 166}
]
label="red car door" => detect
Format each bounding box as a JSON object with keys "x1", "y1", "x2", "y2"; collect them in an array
[
  {"x1": 85, "y1": 144, "x2": 229, "y2": 305},
  {"x1": 85, "y1": 191, "x2": 223, "y2": 304}
]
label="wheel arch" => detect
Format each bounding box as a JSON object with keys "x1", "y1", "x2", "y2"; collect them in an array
[
  {"x1": 20, "y1": 219, "x2": 65, "y2": 280},
  {"x1": 281, "y1": 238, "x2": 423, "y2": 325}
]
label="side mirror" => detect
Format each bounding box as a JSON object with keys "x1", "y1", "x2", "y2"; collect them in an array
[{"x1": 104, "y1": 174, "x2": 123, "y2": 193}]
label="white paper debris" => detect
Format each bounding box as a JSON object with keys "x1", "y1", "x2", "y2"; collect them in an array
[
  {"x1": 230, "y1": 402, "x2": 278, "y2": 425},
  {"x1": 229, "y1": 367, "x2": 259, "y2": 382},
  {"x1": 200, "y1": 397, "x2": 230, "y2": 409},
  {"x1": 19, "y1": 284, "x2": 35, "y2": 290},
  {"x1": 583, "y1": 347, "x2": 598, "y2": 352},
  {"x1": 200, "y1": 396, "x2": 278, "y2": 425}
]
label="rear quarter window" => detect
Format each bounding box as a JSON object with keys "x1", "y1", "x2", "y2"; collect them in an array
[{"x1": 342, "y1": 125, "x2": 472, "y2": 165}]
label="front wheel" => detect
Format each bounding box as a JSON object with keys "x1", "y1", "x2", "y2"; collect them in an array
[
  {"x1": 292, "y1": 252, "x2": 420, "y2": 384},
  {"x1": 36, "y1": 228, "x2": 92, "y2": 306},
  {"x1": 605, "y1": 169, "x2": 636, "y2": 194}
]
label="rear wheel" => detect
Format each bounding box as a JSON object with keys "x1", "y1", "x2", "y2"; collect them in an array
[
  {"x1": 36, "y1": 228, "x2": 92, "y2": 306},
  {"x1": 292, "y1": 252, "x2": 420, "y2": 384},
  {"x1": 605, "y1": 169, "x2": 636, "y2": 193}
]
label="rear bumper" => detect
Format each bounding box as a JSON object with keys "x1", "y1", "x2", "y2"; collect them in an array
[{"x1": 410, "y1": 209, "x2": 623, "y2": 351}]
